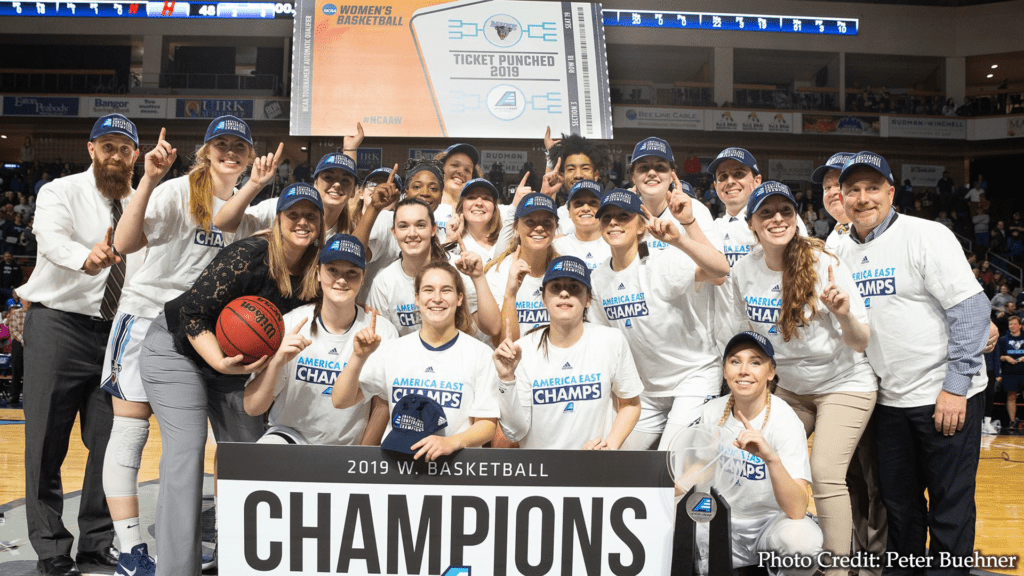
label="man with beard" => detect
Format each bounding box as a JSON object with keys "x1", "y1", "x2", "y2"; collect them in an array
[{"x1": 17, "y1": 114, "x2": 167, "y2": 576}]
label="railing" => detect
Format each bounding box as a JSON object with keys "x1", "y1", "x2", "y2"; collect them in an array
[
  {"x1": 158, "y1": 73, "x2": 279, "y2": 93},
  {"x1": 734, "y1": 84, "x2": 840, "y2": 111},
  {"x1": 987, "y1": 251, "x2": 1023, "y2": 289},
  {"x1": 0, "y1": 68, "x2": 121, "y2": 94}
]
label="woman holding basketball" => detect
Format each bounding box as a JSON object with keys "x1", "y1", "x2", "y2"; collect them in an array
[
  {"x1": 721, "y1": 181, "x2": 873, "y2": 572},
  {"x1": 140, "y1": 182, "x2": 324, "y2": 576},
  {"x1": 367, "y1": 197, "x2": 500, "y2": 338},
  {"x1": 243, "y1": 234, "x2": 399, "y2": 446},
  {"x1": 589, "y1": 189, "x2": 729, "y2": 451},
  {"x1": 332, "y1": 261, "x2": 499, "y2": 460},
  {"x1": 694, "y1": 331, "x2": 822, "y2": 574},
  {"x1": 492, "y1": 256, "x2": 643, "y2": 449},
  {"x1": 98, "y1": 117, "x2": 281, "y2": 571}
]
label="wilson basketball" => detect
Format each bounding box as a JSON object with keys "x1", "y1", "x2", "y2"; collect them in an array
[{"x1": 215, "y1": 296, "x2": 284, "y2": 364}]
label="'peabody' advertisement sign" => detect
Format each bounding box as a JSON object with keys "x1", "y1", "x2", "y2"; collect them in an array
[
  {"x1": 219, "y1": 444, "x2": 675, "y2": 575},
  {"x1": 2, "y1": 96, "x2": 79, "y2": 117}
]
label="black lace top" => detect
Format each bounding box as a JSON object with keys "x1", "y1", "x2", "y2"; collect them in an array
[{"x1": 165, "y1": 236, "x2": 311, "y2": 368}]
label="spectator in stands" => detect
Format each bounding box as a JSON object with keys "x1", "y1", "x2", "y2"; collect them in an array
[
  {"x1": 982, "y1": 332, "x2": 1001, "y2": 435},
  {"x1": 936, "y1": 211, "x2": 954, "y2": 230},
  {"x1": 15, "y1": 193, "x2": 34, "y2": 220},
  {"x1": 997, "y1": 314, "x2": 1023, "y2": 431},
  {"x1": 3, "y1": 293, "x2": 26, "y2": 407},
  {"x1": 34, "y1": 172, "x2": 50, "y2": 196},
  {"x1": 974, "y1": 174, "x2": 988, "y2": 190},
  {"x1": 20, "y1": 215, "x2": 36, "y2": 258},
  {"x1": 991, "y1": 283, "x2": 1014, "y2": 311},
  {"x1": 894, "y1": 180, "x2": 914, "y2": 213},
  {"x1": 973, "y1": 210, "x2": 991, "y2": 247},
  {"x1": 0, "y1": 251, "x2": 21, "y2": 304},
  {"x1": 20, "y1": 137, "x2": 35, "y2": 167},
  {"x1": 965, "y1": 182, "x2": 985, "y2": 206},
  {"x1": 978, "y1": 260, "x2": 994, "y2": 287},
  {"x1": 993, "y1": 301, "x2": 1016, "y2": 334},
  {"x1": 813, "y1": 208, "x2": 830, "y2": 240},
  {"x1": 943, "y1": 99, "x2": 957, "y2": 116}
]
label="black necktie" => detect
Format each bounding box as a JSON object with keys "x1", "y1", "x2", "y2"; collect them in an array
[{"x1": 99, "y1": 200, "x2": 125, "y2": 321}]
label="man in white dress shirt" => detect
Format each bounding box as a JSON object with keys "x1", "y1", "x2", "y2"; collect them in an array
[{"x1": 18, "y1": 114, "x2": 145, "y2": 576}]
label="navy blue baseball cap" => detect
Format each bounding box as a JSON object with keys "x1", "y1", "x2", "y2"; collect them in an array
[
  {"x1": 277, "y1": 182, "x2": 324, "y2": 213},
  {"x1": 724, "y1": 331, "x2": 776, "y2": 366},
  {"x1": 707, "y1": 147, "x2": 759, "y2": 176},
  {"x1": 90, "y1": 114, "x2": 138, "y2": 147},
  {"x1": 204, "y1": 115, "x2": 252, "y2": 146},
  {"x1": 596, "y1": 188, "x2": 643, "y2": 218},
  {"x1": 839, "y1": 151, "x2": 894, "y2": 185},
  {"x1": 567, "y1": 179, "x2": 604, "y2": 203},
  {"x1": 460, "y1": 177, "x2": 499, "y2": 202},
  {"x1": 676, "y1": 179, "x2": 696, "y2": 198},
  {"x1": 515, "y1": 193, "x2": 559, "y2": 220},
  {"x1": 630, "y1": 137, "x2": 674, "y2": 164},
  {"x1": 319, "y1": 233, "x2": 366, "y2": 269},
  {"x1": 314, "y1": 153, "x2": 358, "y2": 180},
  {"x1": 364, "y1": 167, "x2": 404, "y2": 191},
  {"x1": 746, "y1": 181, "x2": 797, "y2": 221},
  {"x1": 381, "y1": 394, "x2": 448, "y2": 454},
  {"x1": 442, "y1": 143, "x2": 480, "y2": 167},
  {"x1": 543, "y1": 256, "x2": 592, "y2": 290},
  {"x1": 811, "y1": 152, "x2": 855, "y2": 184}
]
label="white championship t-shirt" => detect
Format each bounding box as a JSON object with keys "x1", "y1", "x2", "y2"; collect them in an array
[
  {"x1": 590, "y1": 247, "x2": 720, "y2": 398},
  {"x1": 722, "y1": 246, "x2": 877, "y2": 395},
  {"x1": 552, "y1": 235, "x2": 610, "y2": 271},
  {"x1": 267, "y1": 305, "x2": 399, "y2": 445},
  {"x1": 699, "y1": 394, "x2": 812, "y2": 520},
  {"x1": 833, "y1": 215, "x2": 987, "y2": 407},
  {"x1": 360, "y1": 332, "x2": 501, "y2": 440},
  {"x1": 499, "y1": 324, "x2": 643, "y2": 449},
  {"x1": 119, "y1": 176, "x2": 274, "y2": 318},
  {"x1": 486, "y1": 256, "x2": 549, "y2": 335},
  {"x1": 367, "y1": 258, "x2": 479, "y2": 337}
]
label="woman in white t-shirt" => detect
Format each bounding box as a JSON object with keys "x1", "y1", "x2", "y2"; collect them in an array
[
  {"x1": 452, "y1": 177, "x2": 503, "y2": 264},
  {"x1": 722, "y1": 181, "x2": 873, "y2": 571},
  {"x1": 694, "y1": 331, "x2": 821, "y2": 574},
  {"x1": 551, "y1": 179, "x2": 610, "y2": 271},
  {"x1": 333, "y1": 262, "x2": 499, "y2": 460},
  {"x1": 492, "y1": 256, "x2": 642, "y2": 449},
  {"x1": 368, "y1": 197, "x2": 499, "y2": 339},
  {"x1": 590, "y1": 189, "x2": 729, "y2": 451},
  {"x1": 484, "y1": 192, "x2": 561, "y2": 345},
  {"x1": 244, "y1": 234, "x2": 398, "y2": 445},
  {"x1": 99, "y1": 117, "x2": 281, "y2": 568}
]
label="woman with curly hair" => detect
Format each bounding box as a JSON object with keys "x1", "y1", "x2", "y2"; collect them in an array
[{"x1": 722, "y1": 181, "x2": 873, "y2": 575}]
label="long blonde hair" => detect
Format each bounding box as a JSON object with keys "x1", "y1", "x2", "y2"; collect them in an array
[
  {"x1": 718, "y1": 387, "x2": 772, "y2": 432},
  {"x1": 256, "y1": 212, "x2": 323, "y2": 300},
  {"x1": 188, "y1": 142, "x2": 255, "y2": 232}
]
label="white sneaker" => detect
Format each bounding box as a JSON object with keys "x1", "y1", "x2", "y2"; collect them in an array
[{"x1": 981, "y1": 420, "x2": 998, "y2": 435}]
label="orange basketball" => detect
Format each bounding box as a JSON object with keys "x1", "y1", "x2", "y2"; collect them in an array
[{"x1": 215, "y1": 296, "x2": 284, "y2": 364}]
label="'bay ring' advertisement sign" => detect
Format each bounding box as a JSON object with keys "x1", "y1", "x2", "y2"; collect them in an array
[{"x1": 220, "y1": 444, "x2": 675, "y2": 575}]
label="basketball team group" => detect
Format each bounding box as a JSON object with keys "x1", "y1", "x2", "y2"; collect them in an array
[{"x1": 19, "y1": 112, "x2": 994, "y2": 576}]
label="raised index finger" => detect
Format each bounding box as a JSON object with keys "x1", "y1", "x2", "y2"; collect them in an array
[
  {"x1": 519, "y1": 171, "x2": 530, "y2": 188},
  {"x1": 828, "y1": 264, "x2": 835, "y2": 285},
  {"x1": 736, "y1": 411, "x2": 754, "y2": 430},
  {"x1": 272, "y1": 141, "x2": 284, "y2": 160},
  {"x1": 456, "y1": 233, "x2": 468, "y2": 254},
  {"x1": 158, "y1": 127, "x2": 167, "y2": 143},
  {"x1": 386, "y1": 163, "x2": 398, "y2": 184},
  {"x1": 369, "y1": 309, "x2": 377, "y2": 332},
  {"x1": 640, "y1": 204, "x2": 655, "y2": 221},
  {"x1": 504, "y1": 317, "x2": 512, "y2": 339},
  {"x1": 103, "y1": 226, "x2": 113, "y2": 246},
  {"x1": 290, "y1": 316, "x2": 309, "y2": 334}
]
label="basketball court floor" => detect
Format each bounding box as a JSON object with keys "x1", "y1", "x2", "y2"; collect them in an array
[{"x1": 0, "y1": 405, "x2": 1021, "y2": 575}]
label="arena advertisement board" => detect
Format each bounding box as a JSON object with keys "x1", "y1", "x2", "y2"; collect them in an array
[
  {"x1": 219, "y1": 444, "x2": 675, "y2": 575},
  {"x1": 900, "y1": 164, "x2": 945, "y2": 187},
  {"x1": 82, "y1": 96, "x2": 170, "y2": 118},
  {"x1": 175, "y1": 98, "x2": 256, "y2": 119},
  {"x1": 768, "y1": 159, "x2": 814, "y2": 182},
  {"x1": 290, "y1": 0, "x2": 613, "y2": 139},
  {"x1": 480, "y1": 149, "x2": 528, "y2": 172},
  {"x1": 801, "y1": 113, "x2": 880, "y2": 137},
  {"x1": 2, "y1": 96, "x2": 79, "y2": 117},
  {"x1": 612, "y1": 106, "x2": 705, "y2": 131},
  {"x1": 969, "y1": 115, "x2": 1024, "y2": 140},
  {"x1": 707, "y1": 109, "x2": 795, "y2": 134},
  {"x1": 884, "y1": 116, "x2": 966, "y2": 140}
]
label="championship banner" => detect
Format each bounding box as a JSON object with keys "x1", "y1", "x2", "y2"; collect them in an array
[
  {"x1": 801, "y1": 113, "x2": 879, "y2": 137},
  {"x1": 220, "y1": 444, "x2": 675, "y2": 575},
  {"x1": 290, "y1": 0, "x2": 613, "y2": 139}
]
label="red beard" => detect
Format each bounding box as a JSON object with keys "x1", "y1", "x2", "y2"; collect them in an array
[{"x1": 93, "y1": 156, "x2": 133, "y2": 200}]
